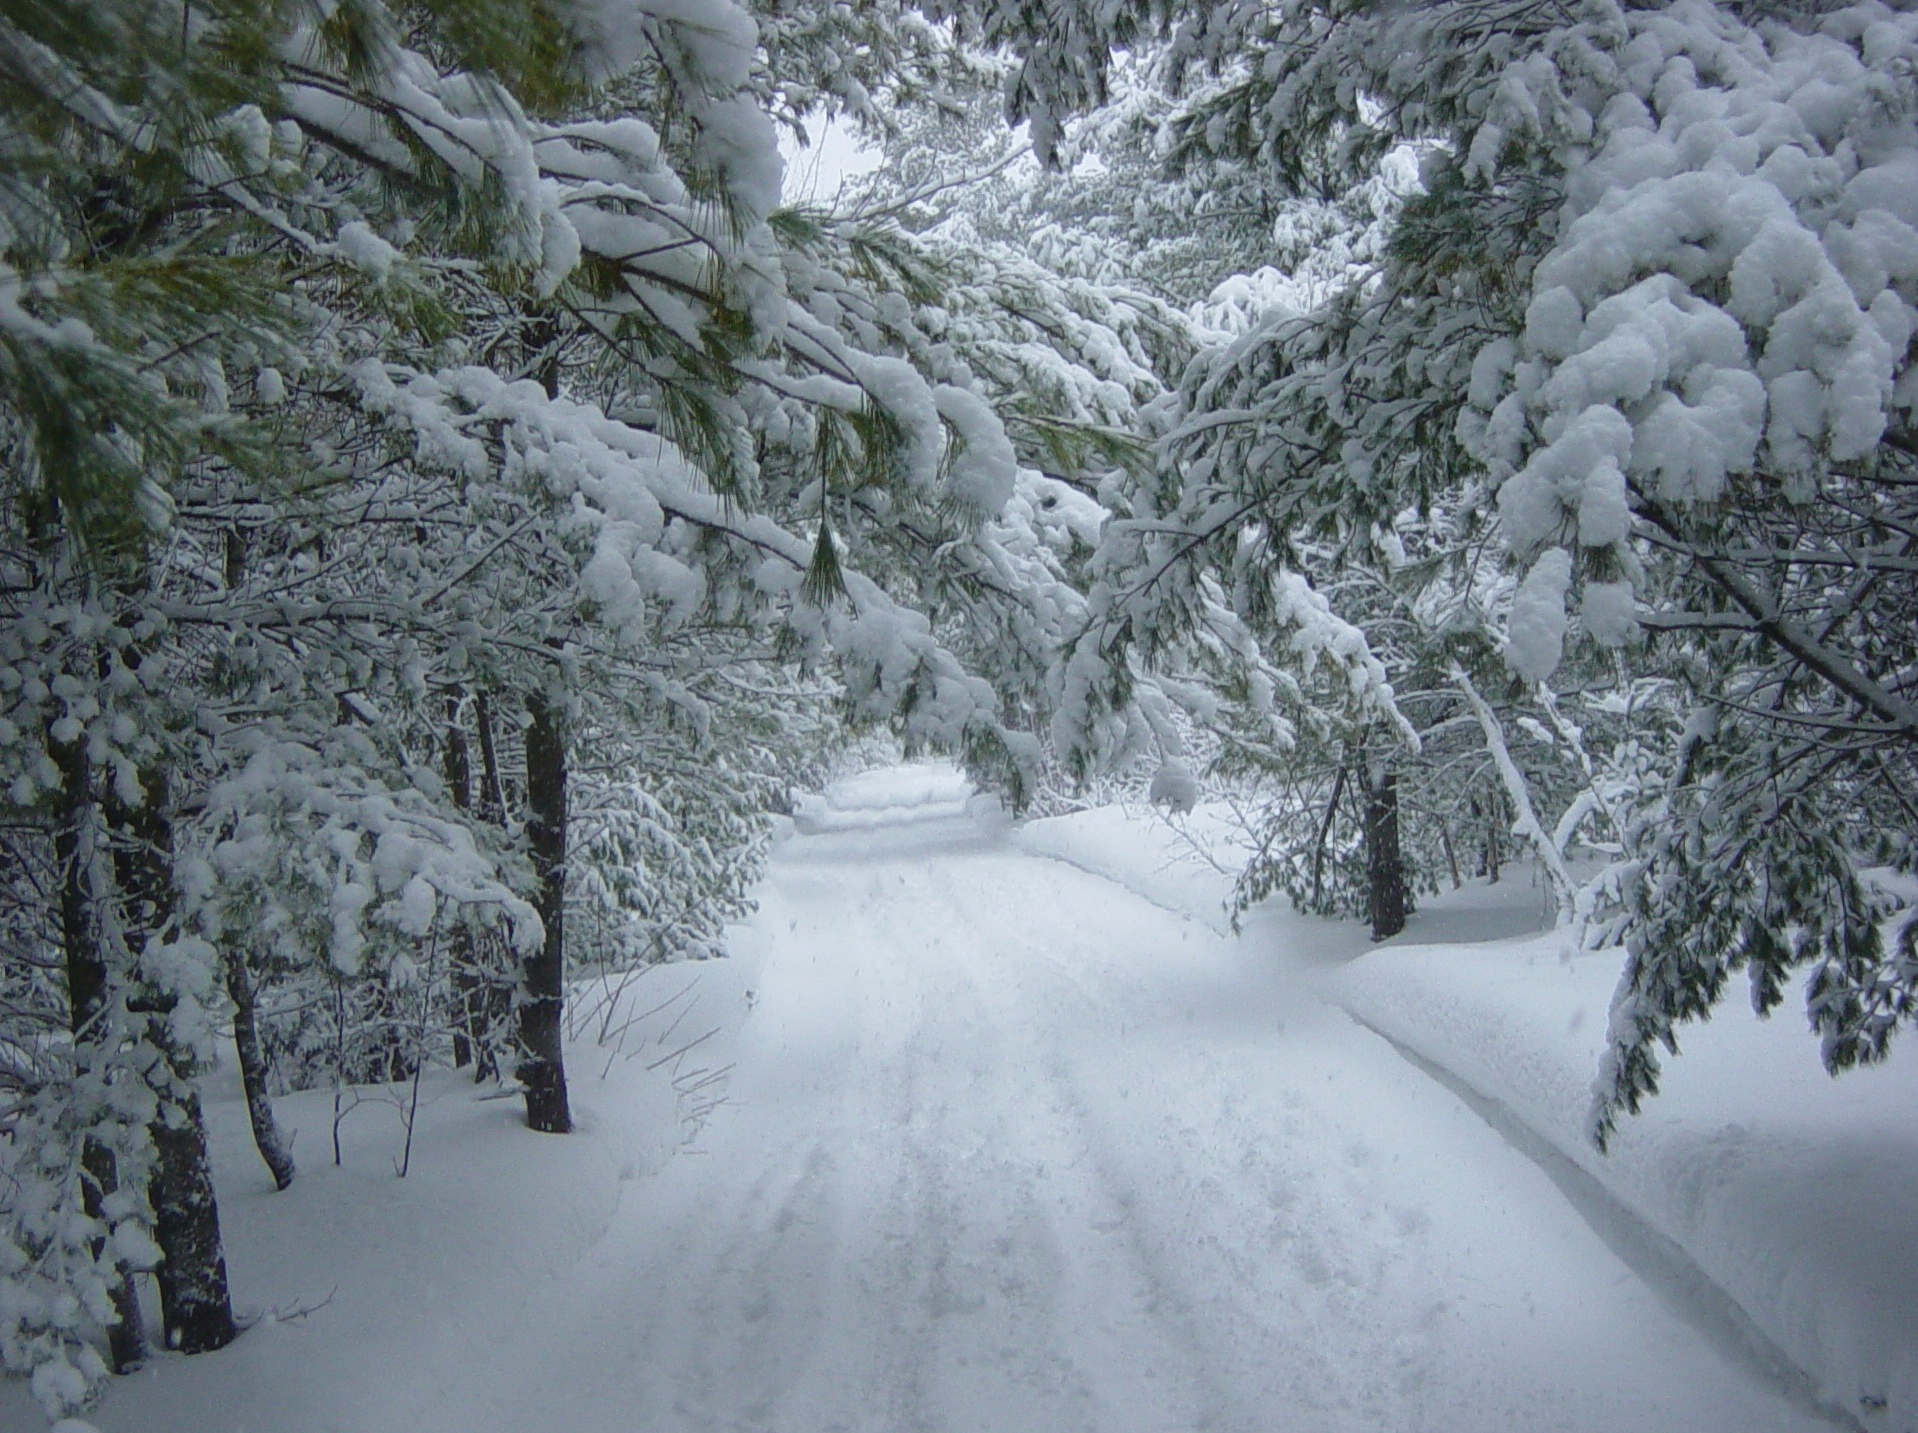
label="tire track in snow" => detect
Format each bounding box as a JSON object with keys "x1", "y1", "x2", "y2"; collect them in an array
[
  {"x1": 667, "y1": 1136, "x2": 844, "y2": 1431},
  {"x1": 911, "y1": 859, "x2": 1254, "y2": 1430},
  {"x1": 834, "y1": 857, "x2": 1214, "y2": 1433},
  {"x1": 918, "y1": 855, "x2": 1422, "y2": 1433}
]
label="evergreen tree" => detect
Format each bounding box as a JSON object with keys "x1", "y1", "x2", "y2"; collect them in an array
[
  {"x1": 961, "y1": 0, "x2": 1918, "y2": 1125},
  {"x1": 2, "y1": 0, "x2": 1139, "y2": 1415}
]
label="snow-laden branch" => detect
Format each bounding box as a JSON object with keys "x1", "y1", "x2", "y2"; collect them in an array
[{"x1": 1449, "y1": 663, "x2": 1577, "y2": 929}]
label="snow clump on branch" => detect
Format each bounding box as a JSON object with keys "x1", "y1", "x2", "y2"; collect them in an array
[{"x1": 1465, "y1": 0, "x2": 1918, "y2": 676}]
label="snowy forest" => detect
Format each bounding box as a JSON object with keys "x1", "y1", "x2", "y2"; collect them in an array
[{"x1": 4, "y1": 0, "x2": 1918, "y2": 1429}]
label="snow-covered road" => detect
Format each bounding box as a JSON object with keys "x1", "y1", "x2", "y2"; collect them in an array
[
  {"x1": 419, "y1": 765, "x2": 1831, "y2": 1433},
  {"x1": 26, "y1": 764, "x2": 1847, "y2": 1433}
]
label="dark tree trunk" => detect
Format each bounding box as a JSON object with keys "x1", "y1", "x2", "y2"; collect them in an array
[
  {"x1": 367, "y1": 984, "x2": 417, "y2": 1083},
  {"x1": 450, "y1": 967, "x2": 476, "y2": 1072},
  {"x1": 148, "y1": 1087, "x2": 238, "y2": 1352},
  {"x1": 519, "y1": 690, "x2": 572, "y2": 1134},
  {"x1": 1440, "y1": 818, "x2": 1463, "y2": 890},
  {"x1": 1309, "y1": 765, "x2": 1348, "y2": 912},
  {"x1": 1476, "y1": 792, "x2": 1503, "y2": 884},
  {"x1": 106, "y1": 767, "x2": 238, "y2": 1354},
  {"x1": 214, "y1": 521, "x2": 295, "y2": 1188},
  {"x1": 474, "y1": 691, "x2": 507, "y2": 824},
  {"x1": 223, "y1": 950, "x2": 295, "y2": 1190},
  {"x1": 85, "y1": 1146, "x2": 149, "y2": 1371},
  {"x1": 1363, "y1": 760, "x2": 1407, "y2": 941},
  {"x1": 467, "y1": 693, "x2": 510, "y2": 1081},
  {"x1": 51, "y1": 733, "x2": 148, "y2": 1373},
  {"x1": 531, "y1": 311, "x2": 564, "y2": 401},
  {"x1": 222, "y1": 526, "x2": 247, "y2": 590},
  {"x1": 450, "y1": 951, "x2": 484, "y2": 1071},
  {"x1": 443, "y1": 698, "x2": 481, "y2": 1071}
]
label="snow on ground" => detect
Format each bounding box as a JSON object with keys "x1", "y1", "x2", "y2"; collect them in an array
[
  {"x1": 3, "y1": 763, "x2": 1889, "y2": 1432},
  {"x1": 5, "y1": 938, "x2": 770, "y2": 1433},
  {"x1": 1012, "y1": 798, "x2": 1561, "y2": 952},
  {"x1": 1009, "y1": 800, "x2": 1251, "y2": 934},
  {"x1": 1025, "y1": 794, "x2": 1918, "y2": 1432},
  {"x1": 791, "y1": 762, "x2": 1002, "y2": 836},
  {"x1": 1338, "y1": 939, "x2": 1918, "y2": 1433}
]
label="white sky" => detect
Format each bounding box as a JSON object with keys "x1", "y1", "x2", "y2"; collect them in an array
[{"x1": 778, "y1": 111, "x2": 883, "y2": 207}]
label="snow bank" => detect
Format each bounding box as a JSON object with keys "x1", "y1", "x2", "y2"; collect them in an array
[
  {"x1": 1337, "y1": 935, "x2": 1918, "y2": 1431},
  {"x1": 8, "y1": 945, "x2": 769, "y2": 1433},
  {"x1": 1013, "y1": 796, "x2": 1918, "y2": 1427},
  {"x1": 1009, "y1": 799, "x2": 1549, "y2": 953},
  {"x1": 1011, "y1": 801, "x2": 1247, "y2": 931}
]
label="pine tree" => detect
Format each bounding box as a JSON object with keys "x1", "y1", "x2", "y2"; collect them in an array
[
  {"x1": 5, "y1": 0, "x2": 1157, "y2": 1414},
  {"x1": 958, "y1": 0, "x2": 1918, "y2": 1133}
]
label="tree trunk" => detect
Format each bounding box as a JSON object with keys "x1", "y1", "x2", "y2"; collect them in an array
[
  {"x1": 367, "y1": 984, "x2": 417, "y2": 1083},
  {"x1": 474, "y1": 691, "x2": 508, "y2": 824},
  {"x1": 84, "y1": 1144, "x2": 149, "y2": 1372},
  {"x1": 519, "y1": 690, "x2": 572, "y2": 1134},
  {"x1": 51, "y1": 733, "x2": 148, "y2": 1373},
  {"x1": 1309, "y1": 765, "x2": 1348, "y2": 912},
  {"x1": 148, "y1": 1086, "x2": 238, "y2": 1352},
  {"x1": 1363, "y1": 759, "x2": 1407, "y2": 941},
  {"x1": 443, "y1": 697, "x2": 480, "y2": 1071},
  {"x1": 107, "y1": 766, "x2": 238, "y2": 1354},
  {"x1": 215, "y1": 520, "x2": 296, "y2": 1189},
  {"x1": 223, "y1": 950, "x2": 295, "y2": 1190},
  {"x1": 468, "y1": 693, "x2": 510, "y2": 1081}
]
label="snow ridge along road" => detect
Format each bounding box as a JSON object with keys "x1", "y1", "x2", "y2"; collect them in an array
[
  {"x1": 46, "y1": 764, "x2": 1844, "y2": 1433},
  {"x1": 438, "y1": 764, "x2": 1833, "y2": 1433}
]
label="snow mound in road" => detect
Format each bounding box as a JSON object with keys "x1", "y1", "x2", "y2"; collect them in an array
[
  {"x1": 792, "y1": 762, "x2": 979, "y2": 833},
  {"x1": 1337, "y1": 936, "x2": 1918, "y2": 1433},
  {"x1": 784, "y1": 762, "x2": 1012, "y2": 860}
]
